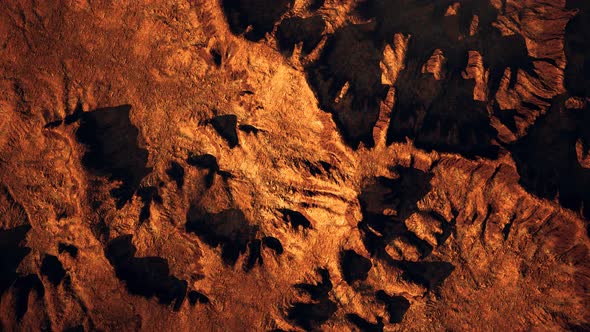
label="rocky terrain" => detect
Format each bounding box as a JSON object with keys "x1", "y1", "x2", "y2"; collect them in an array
[{"x1": 0, "y1": 0, "x2": 589, "y2": 330}]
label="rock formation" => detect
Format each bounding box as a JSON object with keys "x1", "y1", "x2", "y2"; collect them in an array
[{"x1": 0, "y1": 0, "x2": 588, "y2": 330}]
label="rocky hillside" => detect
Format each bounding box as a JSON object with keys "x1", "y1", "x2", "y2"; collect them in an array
[{"x1": 0, "y1": 0, "x2": 588, "y2": 330}]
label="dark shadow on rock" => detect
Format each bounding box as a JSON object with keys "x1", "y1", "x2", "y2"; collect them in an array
[
  {"x1": 308, "y1": 0, "x2": 324, "y2": 11},
  {"x1": 277, "y1": 16, "x2": 325, "y2": 55},
  {"x1": 221, "y1": 0, "x2": 294, "y2": 41},
  {"x1": 493, "y1": 105, "x2": 519, "y2": 133},
  {"x1": 372, "y1": 0, "x2": 529, "y2": 158},
  {"x1": 511, "y1": 96, "x2": 590, "y2": 222},
  {"x1": 387, "y1": 57, "x2": 498, "y2": 158},
  {"x1": 44, "y1": 119, "x2": 63, "y2": 129},
  {"x1": 300, "y1": 160, "x2": 324, "y2": 177},
  {"x1": 186, "y1": 208, "x2": 258, "y2": 266},
  {"x1": 91, "y1": 216, "x2": 110, "y2": 244},
  {"x1": 187, "y1": 153, "x2": 219, "y2": 171},
  {"x1": 294, "y1": 268, "x2": 332, "y2": 300},
  {"x1": 104, "y1": 235, "x2": 187, "y2": 311},
  {"x1": 340, "y1": 249, "x2": 372, "y2": 284},
  {"x1": 64, "y1": 101, "x2": 84, "y2": 124},
  {"x1": 13, "y1": 274, "x2": 44, "y2": 321},
  {"x1": 210, "y1": 48, "x2": 222, "y2": 67},
  {"x1": 188, "y1": 290, "x2": 210, "y2": 305},
  {"x1": 166, "y1": 161, "x2": 185, "y2": 189},
  {"x1": 358, "y1": 0, "x2": 536, "y2": 95},
  {"x1": 75, "y1": 105, "x2": 151, "y2": 209},
  {"x1": 568, "y1": 323, "x2": 590, "y2": 332},
  {"x1": 0, "y1": 225, "x2": 31, "y2": 295},
  {"x1": 413, "y1": 75, "x2": 498, "y2": 158},
  {"x1": 238, "y1": 124, "x2": 260, "y2": 135},
  {"x1": 281, "y1": 0, "x2": 537, "y2": 157},
  {"x1": 187, "y1": 153, "x2": 220, "y2": 188},
  {"x1": 262, "y1": 236, "x2": 284, "y2": 255},
  {"x1": 480, "y1": 31, "x2": 539, "y2": 98},
  {"x1": 210, "y1": 115, "x2": 239, "y2": 148},
  {"x1": 63, "y1": 325, "x2": 85, "y2": 332},
  {"x1": 564, "y1": 0, "x2": 589, "y2": 97},
  {"x1": 279, "y1": 209, "x2": 313, "y2": 230},
  {"x1": 244, "y1": 239, "x2": 263, "y2": 271},
  {"x1": 218, "y1": 170, "x2": 235, "y2": 181},
  {"x1": 305, "y1": 23, "x2": 387, "y2": 149},
  {"x1": 375, "y1": 290, "x2": 410, "y2": 324},
  {"x1": 58, "y1": 243, "x2": 79, "y2": 258},
  {"x1": 346, "y1": 314, "x2": 384, "y2": 332},
  {"x1": 393, "y1": 260, "x2": 455, "y2": 290},
  {"x1": 40, "y1": 255, "x2": 66, "y2": 286},
  {"x1": 288, "y1": 268, "x2": 337, "y2": 331},
  {"x1": 430, "y1": 211, "x2": 456, "y2": 246},
  {"x1": 287, "y1": 301, "x2": 338, "y2": 331},
  {"x1": 137, "y1": 186, "x2": 162, "y2": 224},
  {"x1": 358, "y1": 167, "x2": 433, "y2": 258}
]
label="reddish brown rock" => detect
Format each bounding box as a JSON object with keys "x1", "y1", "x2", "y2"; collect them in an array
[{"x1": 0, "y1": 0, "x2": 588, "y2": 331}]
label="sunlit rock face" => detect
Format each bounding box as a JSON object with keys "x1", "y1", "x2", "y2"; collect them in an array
[{"x1": 0, "y1": 0, "x2": 589, "y2": 331}]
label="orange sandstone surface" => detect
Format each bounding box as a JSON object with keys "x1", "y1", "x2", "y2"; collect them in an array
[{"x1": 0, "y1": 0, "x2": 589, "y2": 331}]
